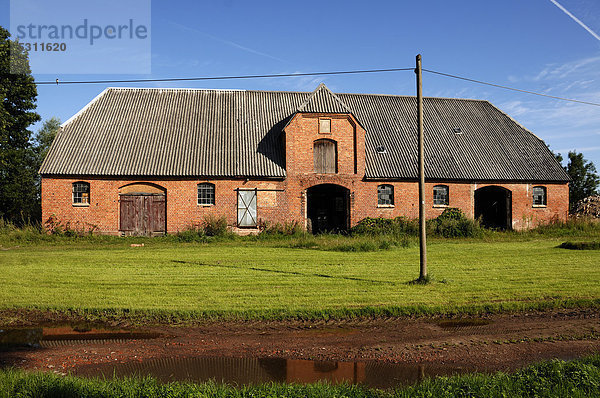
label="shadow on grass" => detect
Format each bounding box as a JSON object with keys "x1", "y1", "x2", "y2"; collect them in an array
[
  {"x1": 171, "y1": 260, "x2": 396, "y2": 285},
  {"x1": 558, "y1": 241, "x2": 600, "y2": 250}
]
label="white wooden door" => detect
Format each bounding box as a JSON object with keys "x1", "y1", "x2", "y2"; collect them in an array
[{"x1": 237, "y1": 190, "x2": 257, "y2": 227}]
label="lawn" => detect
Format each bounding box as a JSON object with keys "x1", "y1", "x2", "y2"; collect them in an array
[{"x1": 1, "y1": 236, "x2": 599, "y2": 319}]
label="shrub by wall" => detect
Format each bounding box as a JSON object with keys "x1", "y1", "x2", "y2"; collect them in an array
[
  {"x1": 352, "y1": 209, "x2": 481, "y2": 238},
  {"x1": 427, "y1": 208, "x2": 483, "y2": 238},
  {"x1": 350, "y1": 216, "x2": 418, "y2": 236}
]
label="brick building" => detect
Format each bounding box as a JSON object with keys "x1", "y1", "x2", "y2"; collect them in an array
[{"x1": 40, "y1": 84, "x2": 570, "y2": 235}]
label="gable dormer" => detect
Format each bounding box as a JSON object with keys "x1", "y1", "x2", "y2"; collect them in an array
[
  {"x1": 284, "y1": 84, "x2": 366, "y2": 177},
  {"x1": 297, "y1": 83, "x2": 353, "y2": 113}
]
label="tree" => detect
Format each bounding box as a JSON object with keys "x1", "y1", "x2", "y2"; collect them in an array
[
  {"x1": 565, "y1": 151, "x2": 599, "y2": 211},
  {"x1": 34, "y1": 117, "x2": 60, "y2": 163},
  {"x1": 0, "y1": 26, "x2": 41, "y2": 224},
  {"x1": 30, "y1": 117, "x2": 60, "y2": 212}
]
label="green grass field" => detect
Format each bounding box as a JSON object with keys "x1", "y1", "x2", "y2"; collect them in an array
[{"x1": 1, "y1": 234, "x2": 600, "y2": 319}]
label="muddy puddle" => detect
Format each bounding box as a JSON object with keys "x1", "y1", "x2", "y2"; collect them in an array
[
  {"x1": 73, "y1": 357, "x2": 473, "y2": 389},
  {"x1": 3, "y1": 311, "x2": 598, "y2": 389},
  {"x1": 0, "y1": 325, "x2": 161, "y2": 347},
  {"x1": 437, "y1": 319, "x2": 492, "y2": 328}
]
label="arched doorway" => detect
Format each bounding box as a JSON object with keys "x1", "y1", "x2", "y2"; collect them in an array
[
  {"x1": 119, "y1": 183, "x2": 166, "y2": 236},
  {"x1": 474, "y1": 186, "x2": 512, "y2": 230},
  {"x1": 307, "y1": 184, "x2": 350, "y2": 234}
]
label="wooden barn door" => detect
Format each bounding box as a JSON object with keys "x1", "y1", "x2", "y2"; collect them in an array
[
  {"x1": 313, "y1": 139, "x2": 337, "y2": 174},
  {"x1": 119, "y1": 194, "x2": 166, "y2": 236}
]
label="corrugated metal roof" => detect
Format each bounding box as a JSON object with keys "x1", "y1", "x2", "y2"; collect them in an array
[{"x1": 40, "y1": 84, "x2": 570, "y2": 182}]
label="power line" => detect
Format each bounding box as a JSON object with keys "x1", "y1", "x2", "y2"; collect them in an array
[
  {"x1": 423, "y1": 68, "x2": 600, "y2": 107},
  {"x1": 35, "y1": 67, "x2": 414, "y2": 85},
  {"x1": 34, "y1": 66, "x2": 600, "y2": 107}
]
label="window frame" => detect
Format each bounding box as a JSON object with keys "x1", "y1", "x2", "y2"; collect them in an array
[
  {"x1": 197, "y1": 182, "x2": 216, "y2": 206},
  {"x1": 319, "y1": 118, "x2": 332, "y2": 134},
  {"x1": 433, "y1": 185, "x2": 449, "y2": 207},
  {"x1": 72, "y1": 182, "x2": 90, "y2": 206},
  {"x1": 377, "y1": 184, "x2": 394, "y2": 206},
  {"x1": 532, "y1": 186, "x2": 547, "y2": 207}
]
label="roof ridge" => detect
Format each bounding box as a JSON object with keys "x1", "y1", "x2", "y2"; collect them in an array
[
  {"x1": 104, "y1": 86, "x2": 487, "y2": 102},
  {"x1": 339, "y1": 92, "x2": 487, "y2": 102},
  {"x1": 106, "y1": 87, "x2": 247, "y2": 92}
]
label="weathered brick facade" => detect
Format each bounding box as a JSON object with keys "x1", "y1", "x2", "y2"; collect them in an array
[{"x1": 41, "y1": 112, "x2": 569, "y2": 234}]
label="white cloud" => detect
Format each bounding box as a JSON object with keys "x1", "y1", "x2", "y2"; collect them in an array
[{"x1": 531, "y1": 56, "x2": 600, "y2": 86}]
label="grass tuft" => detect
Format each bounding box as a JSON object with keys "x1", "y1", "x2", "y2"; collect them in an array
[{"x1": 408, "y1": 275, "x2": 432, "y2": 285}]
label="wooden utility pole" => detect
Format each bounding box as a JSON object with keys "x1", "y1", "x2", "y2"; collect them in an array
[{"x1": 415, "y1": 54, "x2": 427, "y2": 281}]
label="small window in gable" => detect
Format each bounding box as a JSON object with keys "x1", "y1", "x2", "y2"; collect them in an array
[
  {"x1": 433, "y1": 185, "x2": 449, "y2": 206},
  {"x1": 313, "y1": 139, "x2": 337, "y2": 173},
  {"x1": 198, "y1": 183, "x2": 215, "y2": 205},
  {"x1": 319, "y1": 118, "x2": 331, "y2": 134},
  {"x1": 377, "y1": 184, "x2": 394, "y2": 206},
  {"x1": 532, "y1": 186, "x2": 547, "y2": 206},
  {"x1": 72, "y1": 182, "x2": 90, "y2": 205}
]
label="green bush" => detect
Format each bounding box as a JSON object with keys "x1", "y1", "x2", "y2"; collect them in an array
[
  {"x1": 435, "y1": 207, "x2": 464, "y2": 221},
  {"x1": 173, "y1": 227, "x2": 208, "y2": 243},
  {"x1": 427, "y1": 208, "x2": 482, "y2": 238},
  {"x1": 202, "y1": 215, "x2": 228, "y2": 237},
  {"x1": 350, "y1": 216, "x2": 418, "y2": 236},
  {"x1": 352, "y1": 209, "x2": 481, "y2": 238}
]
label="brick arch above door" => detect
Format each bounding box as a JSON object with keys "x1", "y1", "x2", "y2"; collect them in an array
[{"x1": 119, "y1": 182, "x2": 166, "y2": 195}]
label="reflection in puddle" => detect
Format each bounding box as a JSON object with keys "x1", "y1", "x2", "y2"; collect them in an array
[
  {"x1": 0, "y1": 328, "x2": 43, "y2": 347},
  {"x1": 42, "y1": 326, "x2": 161, "y2": 342},
  {"x1": 74, "y1": 357, "x2": 472, "y2": 389}
]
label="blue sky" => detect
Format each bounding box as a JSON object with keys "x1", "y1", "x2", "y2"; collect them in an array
[{"x1": 2, "y1": 0, "x2": 599, "y2": 168}]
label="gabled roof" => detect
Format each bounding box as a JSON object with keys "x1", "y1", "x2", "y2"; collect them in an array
[
  {"x1": 40, "y1": 84, "x2": 571, "y2": 182},
  {"x1": 297, "y1": 83, "x2": 352, "y2": 113}
]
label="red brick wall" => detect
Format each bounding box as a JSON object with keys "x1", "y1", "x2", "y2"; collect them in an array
[
  {"x1": 41, "y1": 113, "x2": 569, "y2": 233},
  {"x1": 41, "y1": 178, "x2": 293, "y2": 235},
  {"x1": 354, "y1": 181, "x2": 568, "y2": 230}
]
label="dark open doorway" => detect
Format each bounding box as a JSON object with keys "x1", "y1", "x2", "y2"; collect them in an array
[
  {"x1": 307, "y1": 184, "x2": 350, "y2": 234},
  {"x1": 474, "y1": 186, "x2": 512, "y2": 230}
]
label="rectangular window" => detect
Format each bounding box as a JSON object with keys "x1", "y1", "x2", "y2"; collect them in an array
[
  {"x1": 319, "y1": 119, "x2": 331, "y2": 134},
  {"x1": 198, "y1": 183, "x2": 215, "y2": 205},
  {"x1": 72, "y1": 182, "x2": 90, "y2": 205},
  {"x1": 532, "y1": 186, "x2": 547, "y2": 206},
  {"x1": 433, "y1": 185, "x2": 449, "y2": 206},
  {"x1": 377, "y1": 185, "x2": 394, "y2": 206}
]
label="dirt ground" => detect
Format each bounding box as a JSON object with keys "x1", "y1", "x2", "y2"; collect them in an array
[{"x1": 1, "y1": 308, "x2": 600, "y2": 380}]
